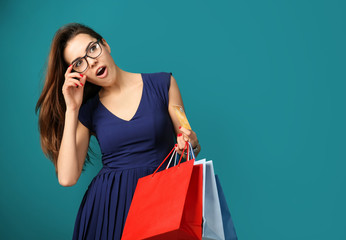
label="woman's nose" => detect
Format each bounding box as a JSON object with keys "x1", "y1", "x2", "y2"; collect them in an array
[{"x1": 88, "y1": 57, "x2": 98, "y2": 68}]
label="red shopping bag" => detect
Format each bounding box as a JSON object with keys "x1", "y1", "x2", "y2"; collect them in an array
[{"x1": 121, "y1": 142, "x2": 203, "y2": 240}]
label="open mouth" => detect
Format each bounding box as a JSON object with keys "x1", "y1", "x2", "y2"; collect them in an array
[{"x1": 96, "y1": 66, "x2": 106, "y2": 76}]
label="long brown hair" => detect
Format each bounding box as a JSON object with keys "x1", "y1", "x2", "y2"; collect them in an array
[{"x1": 35, "y1": 23, "x2": 103, "y2": 177}]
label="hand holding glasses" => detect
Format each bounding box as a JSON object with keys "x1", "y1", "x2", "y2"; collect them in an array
[{"x1": 61, "y1": 39, "x2": 103, "y2": 110}]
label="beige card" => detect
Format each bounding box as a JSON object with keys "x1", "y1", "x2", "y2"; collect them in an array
[{"x1": 172, "y1": 105, "x2": 191, "y2": 130}]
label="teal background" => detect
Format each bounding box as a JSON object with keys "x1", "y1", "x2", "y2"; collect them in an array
[{"x1": 1, "y1": 0, "x2": 345, "y2": 239}]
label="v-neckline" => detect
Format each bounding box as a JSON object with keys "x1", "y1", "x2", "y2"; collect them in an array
[{"x1": 97, "y1": 73, "x2": 145, "y2": 122}]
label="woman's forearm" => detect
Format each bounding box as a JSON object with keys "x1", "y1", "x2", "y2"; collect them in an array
[{"x1": 57, "y1": 108, "x2": 80, "y2": 186}]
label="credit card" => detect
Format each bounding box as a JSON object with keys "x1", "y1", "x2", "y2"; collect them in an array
[{"x1": 172, "y1": 105, "x2": 191, "y2": 130}]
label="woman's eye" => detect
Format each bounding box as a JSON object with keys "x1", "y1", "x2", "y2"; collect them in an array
[
  {"x1": 75, "y1": 60, "x2": 83, "y2": 67},
  {"x1": 89, "y1": 44, "x2": 97, "y2": 53}
]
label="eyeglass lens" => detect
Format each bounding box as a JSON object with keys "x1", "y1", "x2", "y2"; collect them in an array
[{"x1": 73, "y1": 41, "x2": 102, "y2": 73}]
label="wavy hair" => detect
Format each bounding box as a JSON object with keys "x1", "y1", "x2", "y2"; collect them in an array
[{"x1": 35, "y1": 23, "x2": 103, "y2": 177}]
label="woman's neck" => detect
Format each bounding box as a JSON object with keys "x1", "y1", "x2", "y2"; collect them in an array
[{"x1": 99, "y1": 67, "x2": 139, "y2": 98}]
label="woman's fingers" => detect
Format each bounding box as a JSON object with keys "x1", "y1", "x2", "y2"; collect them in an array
[
  {"x1": 67, "y1": 78, "x2": 84, "y2": 87},
  {"x1": 64, "y1": 72, "x2": 85, "y2": 87},
  {"x1": 179, "y1": 126, "x2": 191, "y2": 136},
  {"x1": 175, "y1": 134, "x2": 190, "y2": 156},
  {"x1": 64, "y1": 64, "x2": 73, "y2": 77},
  {"x1": 62, "y1": 76, "x2": 84, "y2": 95},
  {"x1": 177, "y1": 134, "x2": 185, "y2": 149},
  {"x1": 179, "y1": 126, "x2": 198, "y2": 147},
  {"x1": 79, "y1": 73, "x2": 86, "y2": 85},
  {"x1": 179, "y1": 126, "x2": 195, "y2": 141},
  {"x1": 64, "y1": 65, "x2": 85, "y2": 85},
  {"x1": 61, "y1": 65, "x2": 86, "y2": 110},
  {"x1": 67, "y1": 72, "x2": 85, "y2": 81},
  {"x1": 62, "y1": 81, "x2": 79, "y2": 94}
]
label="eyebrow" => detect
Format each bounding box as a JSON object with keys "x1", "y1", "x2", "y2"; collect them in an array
[{"x1": 71, "y1": 41, "x2": 94, "y2": 64}]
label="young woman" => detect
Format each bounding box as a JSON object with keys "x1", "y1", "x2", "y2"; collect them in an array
[{"x1": 35, "y1": 22, "x2": 201, "y2": 239}]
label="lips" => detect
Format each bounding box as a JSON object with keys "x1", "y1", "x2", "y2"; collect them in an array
[
  {"x1": 96, "y1": 66, "x2": 106, "y2": 76},
  {"x1": 96, "y1": 66, "x2": 108, "y2": 78}
]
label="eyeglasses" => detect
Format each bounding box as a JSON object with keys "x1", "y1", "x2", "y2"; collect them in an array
[{"x1": 71, "y1": 39, "x2": 102, "y2": 73}]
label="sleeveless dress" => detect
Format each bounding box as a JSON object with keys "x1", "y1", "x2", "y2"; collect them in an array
[{"x1": 72, "y1": 72, "x2": 176, "y2": 240}]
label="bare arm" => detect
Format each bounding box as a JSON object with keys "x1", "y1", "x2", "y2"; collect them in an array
[
  {"x1": 57, "y1": 108, "x2": 90, "y2": 187},
  {"x1": 168, "y1": 74, "x2": 201, "y2": 157},
  {"x1": 58, "y1": 64, "x2": 89, "y2": 187}
]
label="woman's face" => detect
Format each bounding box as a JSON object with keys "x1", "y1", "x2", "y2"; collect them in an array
[{"x1": 64, "y1": 33, "x2": 115, "y2": 87}]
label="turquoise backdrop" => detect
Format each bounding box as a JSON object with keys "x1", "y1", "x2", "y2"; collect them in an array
[{"x1": 1, "y1": 0, "x2": 345, "y2": 239}]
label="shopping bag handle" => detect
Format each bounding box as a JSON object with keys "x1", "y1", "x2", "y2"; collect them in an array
[
  {"x1": 174, "y1": 141, "x2": 196, "y2": 162},
  {"x1": 152, "y1": 141, "x2": 189, "y2": 177},
  {"x1": 167, "y1": 141, "x2": 196, "y2": 169},
  {"x1": 166, "y1": 148, "x2": 178, "y2": 169},
  {"x1": 187, "y1": 141, "x2": 196, "y2": 161}
]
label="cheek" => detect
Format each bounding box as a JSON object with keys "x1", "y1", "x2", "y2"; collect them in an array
[
  {"x1": 102, "y1": 52, "x2": 113, "y2": 63},
  {"x1": 83, "y1": 71, "x2": 97, "y2": 83},
  {"x1": 84, "y1": 70, "x2": 93, "y2": 78},
  {"x1": 86, "y1": 75, "x2": 96, "y2": 82}
]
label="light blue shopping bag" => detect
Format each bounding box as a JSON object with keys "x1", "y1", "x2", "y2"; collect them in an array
[
  {"x1": 196, "y1": 159, "x2": 226, "y2": 240},
  {"x1": 177, "y1": 142, "x2": 238, "y2": 240},
  {"x1": 179, "y1": 142, "x2": 225, "y2": 240}
]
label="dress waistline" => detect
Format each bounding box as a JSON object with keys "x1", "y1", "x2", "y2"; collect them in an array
[{"x1": 97, "y1": 164, "x2": 158, "y2": 176}]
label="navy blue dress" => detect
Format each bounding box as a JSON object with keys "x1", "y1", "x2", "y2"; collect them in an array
[{"x1": 72, "y1": 72, "x2": 176, "y2": 240}]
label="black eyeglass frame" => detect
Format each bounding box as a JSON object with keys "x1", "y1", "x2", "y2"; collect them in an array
[{"x1": 71, "y1": 39, "x2": 103, "y2": 73}]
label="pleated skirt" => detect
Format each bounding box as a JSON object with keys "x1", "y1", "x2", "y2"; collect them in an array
[{"x1": 72, "y1": 166, "x2": 156, "y2": 240}]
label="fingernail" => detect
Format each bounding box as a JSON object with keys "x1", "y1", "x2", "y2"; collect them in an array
[
  {"x1": 179, "y1": 126, "x2": 181, "y2": 129},
  {"x1": 69, "y1": 64, "x2": 72, "y2": 68},
  {"x1": 80, "y1": 74, "x2": 83, "y2": 77},
  {"x1": 80, "y1": 82, "x2": 84, "y2": 86},
  {"x1": 178, "y1": 133, "x2": 182, "y2": 137},
  {"x1": 175, "y1": 144, "x2": 178, "y2": 147},
  {"x1": 75, "y1": 83, "x2": 78, "y2": 87}
]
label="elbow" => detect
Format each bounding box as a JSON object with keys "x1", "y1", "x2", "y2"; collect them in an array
[
  {"x1": 58, "y1": 177, "x2": 77, "y2": 187},
  {"x1": 56, "y1": 166, "x2": 79, "y2": 187}
]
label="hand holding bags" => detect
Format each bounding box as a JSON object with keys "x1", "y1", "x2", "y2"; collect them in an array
[
  {"x1": 121, "y1": 142, "x2": 203, "y2": 240},
  {"x1": 122, "y1": 141, "x2": 237, "y2": 240}
]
